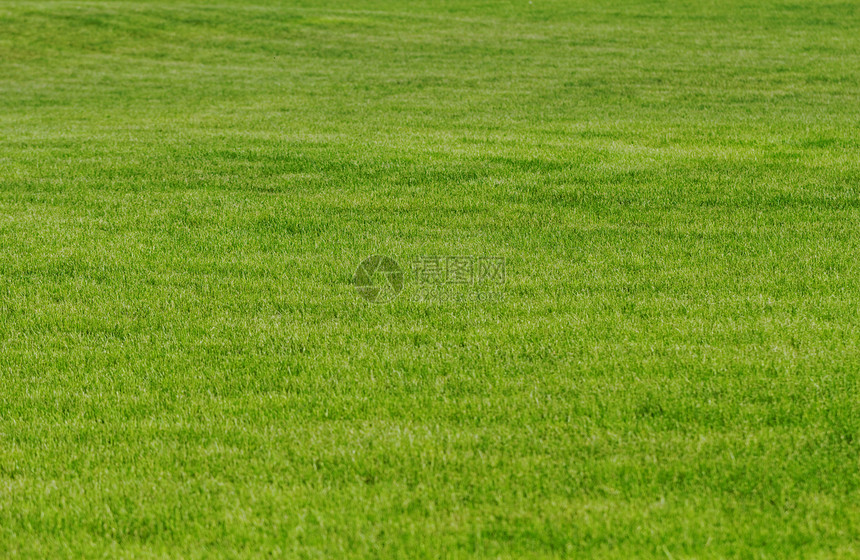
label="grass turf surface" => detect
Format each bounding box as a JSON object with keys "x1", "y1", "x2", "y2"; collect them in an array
[{"x1": 1, "y1": 0, "x2": 860, "y2": 557}]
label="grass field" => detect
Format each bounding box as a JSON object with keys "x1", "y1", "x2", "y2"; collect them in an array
[{"x1": 1, "y1": 0, "x2": 860, "y2": 557}]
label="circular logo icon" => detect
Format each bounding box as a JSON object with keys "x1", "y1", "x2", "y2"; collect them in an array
[{"x1": 354, "y1": 255, "x2": 404, "y2": 303}]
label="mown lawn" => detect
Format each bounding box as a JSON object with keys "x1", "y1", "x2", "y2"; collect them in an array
[{"x1": 0, "y1": 0, "x2": 859, "y2": 557}]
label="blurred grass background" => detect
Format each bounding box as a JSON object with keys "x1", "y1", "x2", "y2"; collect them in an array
[{"x1": 0, "y1": 1, "x2": 859, "y2": 557}]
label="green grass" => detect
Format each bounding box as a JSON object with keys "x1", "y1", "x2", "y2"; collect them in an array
[{"x1": 1, "y1": 0, "x2": 859, "y2": 557}]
